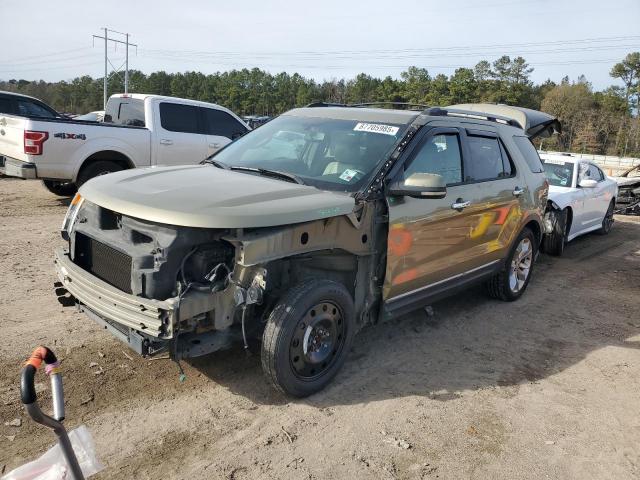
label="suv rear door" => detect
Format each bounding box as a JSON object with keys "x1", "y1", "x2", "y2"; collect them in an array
[{"x1": 383, "y1": 124, "x2": 524, "y2": 303}]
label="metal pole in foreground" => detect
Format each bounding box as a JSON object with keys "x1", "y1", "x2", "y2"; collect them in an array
[
  {"x1": 125, "y1": 33, "x2": 129, "y2": 94},
  {"x1": 103, "y1": 27, "x2": 108, "y2": 109}
]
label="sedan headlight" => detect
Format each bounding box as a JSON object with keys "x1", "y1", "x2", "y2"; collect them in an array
[{"x1": 61, "y1": 193, "x2": 84, "y2": 241}]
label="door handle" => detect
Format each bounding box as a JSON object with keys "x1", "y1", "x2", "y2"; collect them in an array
[
  {"x1": 208, "y1": 142, "x2": 221, "y2": 149},
  {"x1": 160, "y1": 139, "x2": 173, "y2": 145},
  {"x1": 451, "y1": 200, "x2": 471, "y2": 210},
  {"x1": 512, "y1": 186, "x2": 524, "y2": 196}
]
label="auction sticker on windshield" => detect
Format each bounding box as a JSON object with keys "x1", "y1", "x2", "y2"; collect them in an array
[{"x1": 354, "y1": 123, "x2": 399, "y2": 136}]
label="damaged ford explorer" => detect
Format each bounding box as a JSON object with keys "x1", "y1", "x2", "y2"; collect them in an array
[{"x1": 54, "y1": 103, "x2": 558, "y2": 396}]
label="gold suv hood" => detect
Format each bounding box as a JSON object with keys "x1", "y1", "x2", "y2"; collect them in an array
[{"x1": 79, "y1": 165, "x2": 355, "y2": 228}]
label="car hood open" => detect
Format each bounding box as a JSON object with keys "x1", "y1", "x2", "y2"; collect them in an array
[
  {"x1": 447, "y1": 103, "x2": 561, "y2": 139},
  {"x1": 79, "y1": 165, "x2": 355, "y2": 228}
]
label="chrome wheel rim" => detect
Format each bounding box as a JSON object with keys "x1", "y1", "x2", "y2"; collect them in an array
[{"x1": 509, "y1": 238, "x2": 533, "y2": 293}]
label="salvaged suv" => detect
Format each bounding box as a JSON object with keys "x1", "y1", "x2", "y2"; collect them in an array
[{"x1": 55, "y1": 103, "x2": 558, "y2": 396}]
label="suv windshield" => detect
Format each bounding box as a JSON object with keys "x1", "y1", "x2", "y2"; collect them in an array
[
  {"x1": 542, "y1": 159, "x2": 574, "y2": 187},
  {"x1": 209, "y1": 114, "x2": 408, "y2": 192}
]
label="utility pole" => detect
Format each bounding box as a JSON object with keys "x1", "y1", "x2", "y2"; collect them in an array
[{"x1": 92, "y1": 28, "x2": 138, "y2": 109}]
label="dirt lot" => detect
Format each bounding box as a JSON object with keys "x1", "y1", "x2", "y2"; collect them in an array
[{"x1": 0, "y1": 177, "x2": 639, "y2": 479}]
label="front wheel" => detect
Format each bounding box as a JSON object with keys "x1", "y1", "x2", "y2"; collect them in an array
[
  {"x1": 598, "y1": 200, "x2": 615, "y2": 235},
  {"x1": 485, "y1": 228, "x2": 536, "y2": 301},
  {"x1": 541, "y1": 208, "x2": 568, "y2": 256},
  {"x1": 261, "y1": 280, "x2": 355, "y2": 397}
]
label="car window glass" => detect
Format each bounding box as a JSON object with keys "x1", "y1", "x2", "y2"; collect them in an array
[
  {"x1": 592, "y1": 165, "x2": 604, "y2": 181},
  {"x1": 202, "y1": 108, "x2": 247, "y2": 139},
  {"x1": 579, "y1": 163, "x2": 602, "y2": 182},
  {"x1": 17, "y1": 100, "x2": 56, "y2": 118},
  {"x1": 159, "y1": 102, "x2": 200, "y2": 134},
  {"x1": 465, "y1": 135, "x2": 505, "y2": 182},
  {"x1": 513, "y1": 136, "x2": 544, "y2": 173},
  {"x1": 0, "y1": 98, "x2": 13, "y2": 114},
  {"x1": 405, "y1": 133, "x2": 462, "y2": 185},
  {"x1": 116, "y1": 101, "x2": 145, "y2": 127},
  {"x1": 542, "y1": 159, "x2": 574, "y2": 187}
]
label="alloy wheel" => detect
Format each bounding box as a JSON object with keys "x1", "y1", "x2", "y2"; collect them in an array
[{"x1": 509, "y1": 237, "x2": 533, "y2": 293}]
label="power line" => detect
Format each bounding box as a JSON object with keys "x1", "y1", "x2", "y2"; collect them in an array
[{"x1": 92, "y1": 28, "x2": 137, "y2": 107}]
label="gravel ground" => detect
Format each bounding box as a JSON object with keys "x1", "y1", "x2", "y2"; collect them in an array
[{"x1": 1, "y1": 177, "x2": 639, "y2": 479}]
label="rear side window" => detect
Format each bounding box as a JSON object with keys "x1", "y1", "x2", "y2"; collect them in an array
[
  {"x1": 513, "y1": 136, "x2": 544, "y2": 173},
  {"x1": 465, "y1": 136, "x2": 511, "y2": 182},
  {"x1": 405, "y1": 133, "x2": 463, "y2": 185},
  {"x1": 160, "y1": 103, "x2": 200, "y2": 134},
  {"x1": 17, "y1": 100, "x2": 56, "y2": 118},
  {"x1": 201, "y1": 108, "x2": 247, "y2": 139},
  {"x1": 116, "y1": 101, "x2": 145, "y2": 127},
  {"x1": 0, "y1": 97, "x2": 13, "y2": 114}
]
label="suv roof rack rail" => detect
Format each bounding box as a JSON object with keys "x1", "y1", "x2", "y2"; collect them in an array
[
  {"x1": 305, "y1": 101, "x2": 429, "y2": 111},
  {"x1": 424, "y1": 107, "x2": 521, "y2": 128}
]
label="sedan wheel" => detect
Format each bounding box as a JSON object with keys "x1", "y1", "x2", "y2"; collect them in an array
[{"x1": 598, "y1": 200, "x2": 615, "y2": 235}]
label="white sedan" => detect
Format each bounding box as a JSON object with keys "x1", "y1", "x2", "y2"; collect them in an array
[{"x1": 539, "y1": 153, "x2": 618, "y2": 256}]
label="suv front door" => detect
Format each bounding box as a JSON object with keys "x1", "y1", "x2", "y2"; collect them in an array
[{"x1": 383, "y1": 125, "x2": 523, "y2": 304}]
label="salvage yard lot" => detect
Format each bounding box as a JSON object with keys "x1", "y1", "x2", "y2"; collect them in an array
[{"x1": 0, "y1": 177, "x2": 639, "y2": 479}]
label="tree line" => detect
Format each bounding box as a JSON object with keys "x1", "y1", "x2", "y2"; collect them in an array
[{"x1": 2, "y1": 53, "x2": 639, "y2": 157}]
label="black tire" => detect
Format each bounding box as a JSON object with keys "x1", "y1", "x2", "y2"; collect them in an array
[
  {"x1": 261, "y1": 280, "x2": 355, "y2": 397},
  {"x1": 41, "y1": 180, "x2": 77, "y2": 197},
  {"x1": 541, "y1": 208, "x2": 568, "y2": 256},
  {"x1": 598, "y1": 200, "x2": 615, "y2": 235},
  {"x1": 486, "y1": 227, "x2": 536, "y2": 302},
  {"x1": 76, "y1": 160, "x2": 123, "y2": 187}
]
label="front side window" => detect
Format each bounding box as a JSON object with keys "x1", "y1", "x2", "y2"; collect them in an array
[
  {"x1": 159, "y1": 103, "x2": 200, "y2": 134},
  {"x1": 465, "y1": 135, "x2": 509, "y2": 182},
  {"x1": 17, "y1": 100, "x2": 56, "y2": 118},
  {"x1": 405, "y1": 133, "x2": 463, "y2": 185},
  {"x1": 578, "y1": 163, "x2": 603, "y2": 183},
  {"x1": 202, "y1": 108, "x2": 247, "y2": 139},
  {"x1": 210, "y1": 114, "x2": 407, "y2": 192}
]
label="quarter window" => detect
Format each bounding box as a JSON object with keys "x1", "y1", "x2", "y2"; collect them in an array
[
  {"x1": 513, "y1": 136, "x2": 544, "y2": 173},
  {"x1": 159, "y1": 103, "x2": 200, "y2": 134},
  {"x1": 201, "y1": 108, "x2": 247, "y2": 139},
  {"x1": 405, "y1": 133, "x2": 463, "y2": 185},
  {"x1": 465, "y1": 135, "x2": 511, "y2": 182}
]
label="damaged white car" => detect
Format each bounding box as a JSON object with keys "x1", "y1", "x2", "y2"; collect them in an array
[{"x1": 540, "y1": 153, "x2": 618, "y2": 256}]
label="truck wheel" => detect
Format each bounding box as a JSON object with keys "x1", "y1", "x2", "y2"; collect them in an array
[
  {"x1": 76, "y1": 160, "x2": 123, "y2": 187},
  {"x1": 485, "y1": 227, "x2": 536, "y2": 302},
  {"x1": 41, "y1": 180, "x2": 77, "y2": 197},
  {"x1": 261, "y1": 280, "x2": 355, "y2": 397},
  {"x1": 597, "y1": 200, "x2": 615, "y2": 235},
  {"x1": 541, "y1": 208, "x2": 568, "y2": 256}
]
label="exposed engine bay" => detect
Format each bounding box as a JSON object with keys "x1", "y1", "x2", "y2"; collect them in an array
[{"x1": 56, "y1": 198, "x2": 383, "y2": 361}]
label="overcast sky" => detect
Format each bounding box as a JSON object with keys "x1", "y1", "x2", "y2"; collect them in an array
[{"x1": 1, "y1": 0, "x2": 638, "y2": 89}]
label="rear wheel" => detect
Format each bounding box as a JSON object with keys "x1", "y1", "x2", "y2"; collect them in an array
[
  {"x1": 598, "y1": 200, "x2": 615, "y2": 235},
  {"x1": 541, "y1": 208, "x2": 568, "y2": 256},
  {"x1": 76, "y1": 160, "x2": 123, "y2": 187},
  {"x1": 41, "y1": 180, "x2": 77, "y2": 197},
  {"x1": 486, "y1": 228, "x2": 536, "y2": 301},
  {"x1": 261, "y1": 280, "x2": 355, "y2": 397}
]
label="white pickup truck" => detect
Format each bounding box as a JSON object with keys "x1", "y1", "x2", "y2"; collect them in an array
[{"x1": 0, "y1": 93, "x2": 249, "y2": 195}]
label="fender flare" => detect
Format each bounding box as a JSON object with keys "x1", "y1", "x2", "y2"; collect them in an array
[{"x1": 70, "y1": 140, "x2": 141, "y2": 182}]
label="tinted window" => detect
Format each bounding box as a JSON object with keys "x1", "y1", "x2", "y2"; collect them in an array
[
  {"x1": 405, "y1": 134, "x2": 463, "y2": 185},
  {"x1": 202, "y1": 108, "x2": 247, "y2": 139},
  {"x1": 116, "y1": 101, "x2": 145, "y2": 127},
  {"x1": 466, "y1": 136, "x2": 506, "y2": 182},
  {"x1": 0, "y1": 97, "x2": 13, "y2": 114},
  {"x1": 17, "y1": 100, "x2": 56, "y2": 118},
  {"x1": 513, "y1": 136, "x2": 544, "y2": 173},
  {"x1": 159, "y1": 103, "x2": 200, "y2": 134}
]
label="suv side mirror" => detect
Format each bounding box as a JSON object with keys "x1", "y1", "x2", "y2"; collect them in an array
[
  {"x1": 388, "y1": 173, "x2": 447, "y2": 199},
  {"x1": 579, "y1": 179, "x2": 597, "y2": 188}
]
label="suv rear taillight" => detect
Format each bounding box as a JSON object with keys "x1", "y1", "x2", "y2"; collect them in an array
[{"x1": 24, "y1": 130, "x2": 49, "y2": 155}]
